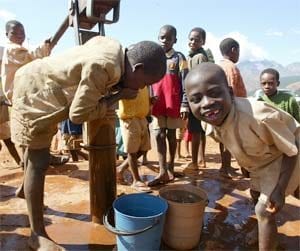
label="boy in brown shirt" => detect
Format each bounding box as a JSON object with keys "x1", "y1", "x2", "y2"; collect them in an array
[
  {"x1": 11, "y1": 36, "x2": 166, "y2": 250},
  {"x1": 185, "y1": 62, "x2": 299, "y2": 251}
]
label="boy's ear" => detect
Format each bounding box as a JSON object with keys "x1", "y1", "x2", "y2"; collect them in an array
[
  {"x1": 132, "y1": 63, "x2": 144, "y2": 72},
  {"x1": 277, "y1": 81, "x2": 280, "y2": 86}
]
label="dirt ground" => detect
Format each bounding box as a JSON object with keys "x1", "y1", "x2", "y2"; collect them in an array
[{"x1": 0, "y1": 136, "x2": 299, "y2": 251}]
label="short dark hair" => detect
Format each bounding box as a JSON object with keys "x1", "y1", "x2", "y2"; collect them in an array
[
  {"x1": 260, "y1": 68, "x2": 280, "y2": 81},
  {"x1": 127, "y1": 41, "x2": 166, "y2": 77},
  {"x1": 160, "y1": 24, "x2": 177, "y2": 37},
  {"x1": 5, "y1": 20, "x2": 23, "y2": 33},
  {"x1": 189, "y1": 27, "x2": 206, "y2": 42},
  {"x1": 219, "y1": 38, "x2": 239, "y2": 56}
]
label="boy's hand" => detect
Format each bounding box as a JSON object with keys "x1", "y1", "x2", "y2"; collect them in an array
[
  {"x1": 266, "y1": 185, "x2": 285, "y2": 214},
  {"x1": 45, "y1": 37, "x2": 54, "y2": 51},
  {"x1": 119, "y1": 88, "x2": 138, "y2": 100},
  {"x1": 44, "y1": 37, "x2": 52, "y2": 44}
]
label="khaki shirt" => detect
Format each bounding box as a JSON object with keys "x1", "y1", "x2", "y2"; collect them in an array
[
  {"x1": 211, "y1": 98, "x2": 299, "y2": 201},
  {"x1": 11, "y1": 36, "x2": 124, "y2": 147},
  {"x1": 1, "y1": 41, "x2": 50, "y2": 102},
  {"x1": 213, "y1": 98, "x2": 299, "y2": 171}
]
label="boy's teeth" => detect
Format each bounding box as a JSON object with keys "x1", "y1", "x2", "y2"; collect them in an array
[{"x1": 206, "y1": 110, "x2": 219, "y2": 117}]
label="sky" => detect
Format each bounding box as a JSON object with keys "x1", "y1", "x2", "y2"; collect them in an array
[{"x1": 0, "y1": 0, "x2": 300, "y2": 66}]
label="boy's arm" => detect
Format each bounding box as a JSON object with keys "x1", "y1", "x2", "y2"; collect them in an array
[
  {"x1": 232, "y1": 67, "x2": 247, "y2": 98},
  {"x1": 29, "y1": 40, "x2": 51, "y2": 58},
  {"x1": 69, "y1": 63, "x2": 137, "y2": 124},
  {"x1": 267, "y1": 151, "x2": 298, "y2": 214},
  {"x1": 261, "y1": 113, "x2": 299, "y2": 214},
  {"x1": 178, "y1": 52, "x2": 189, "y2": 119}
]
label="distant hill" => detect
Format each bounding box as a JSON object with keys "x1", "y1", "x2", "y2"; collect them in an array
[{"x1": 238, "y1": 60, "x2": 300, "y2": 95}]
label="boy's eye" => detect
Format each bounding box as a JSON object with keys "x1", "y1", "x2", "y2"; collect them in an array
[
  {"x1": 207, "y1": 88, "x2": 222, "y2": 98},
  {"x1": 261, "y1": 81, "x2": 274, "y2": 85},
  {"x1": 189, "y1": 95, "x2": 202, "y2": 104}
]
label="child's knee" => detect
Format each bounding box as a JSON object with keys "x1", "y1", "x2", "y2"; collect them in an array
[{"x1": 255, "y1": 201, "x2": 272, "y2": 221}]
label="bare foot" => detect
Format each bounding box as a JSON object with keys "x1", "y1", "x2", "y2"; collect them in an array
[
  {"x1": 28, "y1": 232, "x2": 65, "y2": 251},
  {"x1": 198, "y1": 160, "x2": 206, "y2": 168},
  {"x1": 131, "y1": 181, "x2": 151, "y2": 192},
  {"x1": 183, "y1": 162, "x2": 199, "y2": 170},
  {"x1": 49, "y1": 155, "x2": 69, "y2": 166},
  {"x1": 148, "y1": 172, "x2": 173, "y2": 187},
  {"x1": 219, "y1": 166, "x2": 240, "y2": 178},
  {"x1": 184, "y1": 154, "x2": 192, "y2": 159},
  {"x1": 245, "y1": 224, "x2": 258, "y2": 246}
]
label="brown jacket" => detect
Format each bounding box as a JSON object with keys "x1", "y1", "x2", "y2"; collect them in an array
[{"x1": 11, "y1": 36, "x2": 124, "y2": 147}]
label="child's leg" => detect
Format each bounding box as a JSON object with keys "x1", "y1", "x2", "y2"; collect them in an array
[
  {"x1": 219, "y1": 143, "x2": 238, "y2": 177},
  {"x1": 128, "y1": 151, "x2": 150, "y2": 192},
  {"x1": 255, "y1": 201, "x2": 278, "y2": 250},
  {"x1": 70, "y1": 150, "x2": 78, "y2": 162},
  {"x1": 166, "y1": 128, "x2": 176, "y2": 173},
  {"x1": 245, "y1": 190, "x2": 260, "y2": 246},
  {"x1": 148, "y1": 128, "x2": 170, "y2": 186},
  {"x1": 116, "y1": 151, "x2": 143, "y2": 183},
  {"x1": 127, "y1": 152, "x2": 140, "y2": 182},
  {"x1": 77, "y1": 149, "x2": 88, "y2": 160},
  {"x1": 198, "y1": 131, "x2": 206, "y2": 168},
  {"x1": 15, "y1": 147, "x2": 29, "y2": 198},
  {"x1": 3, "y1": 138, "x2": 21, "y2": 166},
  {"x1": 142, "y1": 151, "x2": 148, "y2": 165},
  {"x1": 24, "y1": 147, "x2": 64, "y2": 250},
  {"x1": 191, "y1": 132, "x2": 200, "y2": 166},
  {"x1": 176, "y1": 139, "x2": 182, "y2": 159}
]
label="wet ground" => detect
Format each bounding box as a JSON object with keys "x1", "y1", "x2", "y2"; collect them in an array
[{"x1": 0, "y1": 137, "x2": 299, "y2": 250}]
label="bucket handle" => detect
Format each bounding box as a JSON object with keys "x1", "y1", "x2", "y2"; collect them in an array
[{"x1": 103, "y1": 208, "x2": 159, "y2": 236}]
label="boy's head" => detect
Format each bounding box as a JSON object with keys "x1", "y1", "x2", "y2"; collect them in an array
[
  {"x1": 158, "y1": 25, "x2": 177, "y2": 53},
  {"x1": 219, "y1": 38, "x2": 240, "y2": 63},
  {"x1": 5, "y1": 20, "x2": 25, "y2": 45},
  {"x1": 260, "y1": 68, "x2": 280, "y2": 97},
  {"x1": 185, "y1": 62, "x2": 232, "y2": 126},
  {"x1": 123, "y1": 40, "x2": 166, "y2": 90},
  {"x1": 188, "y1": 27, "x2": 206, "y2": 52}
]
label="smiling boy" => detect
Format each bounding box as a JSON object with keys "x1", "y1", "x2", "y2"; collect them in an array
[{"x1": 185, "y1": 62, "x2": 299, "y2": 251}]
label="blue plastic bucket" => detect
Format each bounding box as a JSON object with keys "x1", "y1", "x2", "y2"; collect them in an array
[{"x1": 104, "y1": 193, "x2": 168, "y2": 251}]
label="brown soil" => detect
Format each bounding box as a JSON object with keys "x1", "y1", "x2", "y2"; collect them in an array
[{"x1": 0, "y1": 137, "x2": 299, "y2": 250}]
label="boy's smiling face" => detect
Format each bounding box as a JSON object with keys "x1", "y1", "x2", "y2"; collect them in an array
[
  {"x1": 188, "y1": 31, "x2": 204, "y2": 52},
  {"x1": 185, "y1": 63, "x2": 232, "y2": 126}
]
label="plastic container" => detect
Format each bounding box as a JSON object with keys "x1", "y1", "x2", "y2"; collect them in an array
[
  {"x1": 104, "y1": 193, "x2": 168, "y2": 251},
  {"x1": 159, "y1": 184, "x2": 208, "y2": 250}
]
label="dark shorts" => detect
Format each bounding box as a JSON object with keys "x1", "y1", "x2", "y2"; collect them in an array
[{"x1": 187, "y1": 112, "x2": 205, "y2": 134}]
